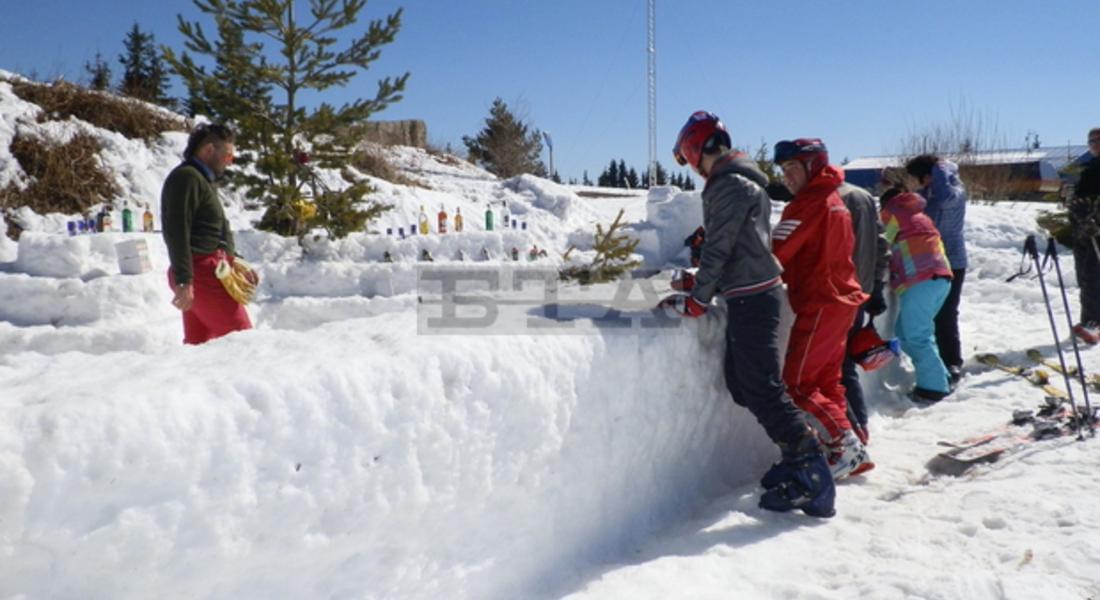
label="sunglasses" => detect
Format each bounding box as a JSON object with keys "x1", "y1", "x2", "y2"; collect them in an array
[{"x1": 1089, "y1": 138, "x2": 1100, "y2": 145}]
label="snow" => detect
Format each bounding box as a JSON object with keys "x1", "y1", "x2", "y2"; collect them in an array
[{"x1": 3, "y1": 81, "x2": 1100, "y2": 600}]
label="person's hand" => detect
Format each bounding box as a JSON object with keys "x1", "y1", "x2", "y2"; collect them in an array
[
  {"x1": 172, "y1": 283, "x2": 194, "y2": 312},
  {"x1": 657, "y1": 293, "x2": 707, "y2": 318},
  {"x1": 865, "y1": 281, "x2": 887, "y2": 317},
  {"x1": 670, "y1": 269, "x2": 696, "y2": 292}
]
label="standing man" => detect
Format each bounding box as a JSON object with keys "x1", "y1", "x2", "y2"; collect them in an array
[
  {"x1": 162, "y1": 123, "x2": 252, "y2": 345},
  {"x1": 660, "y1": 111, "x2": 835, "y2": 518},
  {"x1": 771, "y1": 139, "x2": 871, "y2": 479},
  {"x1": 1068, "y1": 128, "x2": 1100, "y2": 343},
  {"x1": 838, "y1": 181, "x2": 891, "y2": 443},
  {"x1": 905, "y1": 154, "x2": 967, "y2": 381}
]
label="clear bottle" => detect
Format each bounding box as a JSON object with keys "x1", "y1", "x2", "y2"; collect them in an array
[
  {"x1": 437, "y1": 205, "x2": 448, "y2": 234},
  {"x1": 454, "y1": 207, "x2": 464, "y2": 232},
  {"x1": 484, "y1": 205, "x2": 494, "y2": 231},
  {"x1": 418, "y1": 205, "x2": 430, "y2": 235},
  {"x1": 122, "y1": 201, "x2": 134, "y2": 232},
  {"x1": 142, "y1": 203, "x2": 155, "y2": 232}
]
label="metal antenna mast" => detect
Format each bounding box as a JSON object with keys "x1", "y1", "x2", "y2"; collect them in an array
[{"x1": 647, "y1": 0, "x2": 657, "y2": 187}]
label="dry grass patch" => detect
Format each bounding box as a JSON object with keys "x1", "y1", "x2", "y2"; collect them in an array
[
  {"x1": 0, "y1": 132, "x2": 120, "y2": 215},
  {"x1": 353, "y1": 148, "x2": 425, "y2": 188},
  {"x1": 7, "y1": 78, "x2": 188, "y2": 140}
]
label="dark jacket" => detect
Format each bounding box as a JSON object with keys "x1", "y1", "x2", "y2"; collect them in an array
[
  {"x1": 691, "y1": 152, "x2": 783, "y2": 304},
  {"x1": 918, "y1": 160, "x2": 968, "y2": 270},
  {"x1": 1070, "y1": 156, "x2": 1100, "y2": 242},
  {"x1": 161, "y1": 159, "x2": 233, "y2": 285},
  {"x1": 839, "y1": 182, "x2": 890, "y2": 294}
]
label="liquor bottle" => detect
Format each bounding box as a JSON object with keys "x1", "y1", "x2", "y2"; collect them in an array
[
  {"x1": 418, "y1": 205, "x2": 430, "y2": 235},
  {"x1": 484, "y1": 205, "x2": 494, "y2": 231},
  {"x1": 121, "y1": 201, "x2": 134, "y2": 232},
  {"x1": 502, "y1": 201, "x2": 509, "y2": 228},
  {"x1": 454, "y1": 207, "x2": 464, "y2": 232},
  {"x1": 511, "y1": 247, "x2": 519, "y2": 261},
  {"x1": 98, "y1": 205, "x2": 113, "y2": 232},
  {"x1": 142, "y1": 203, "x2": 154, "y2": 232},
  {"x1": 438, "y1": 205, "x2": 448, "y2": 234}
]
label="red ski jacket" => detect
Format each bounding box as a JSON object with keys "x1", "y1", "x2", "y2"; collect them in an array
[{"x1": 772, "y1": 165, "x2": 868, "y2": 313}]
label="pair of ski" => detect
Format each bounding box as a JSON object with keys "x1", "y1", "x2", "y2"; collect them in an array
[{"x1": 926, "y1": 353, "x2": 1093, "y2": 476}]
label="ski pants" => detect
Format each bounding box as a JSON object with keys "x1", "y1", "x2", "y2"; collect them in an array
[
  {"x1": 783, "y1": 302, "x2": 858, "y2": 442},
  {"x1": 1073, "y1": 236, "x2": 1100, "y2": 324},
  {"x1": 933, "y1": 268, "x2": 965, "y2": 369},
  {"x1": 167, "y1": 250, "x2": 253, "y2": 345},
  {"x1": 722, "y1": 287, "x2": 811, "y2": 448},
  {"x1": 897, "y1": 278, "x2": 951, "y2": 394},
  {"x1": 842, "y1": 305, "x2": 868, "y2": 430}
]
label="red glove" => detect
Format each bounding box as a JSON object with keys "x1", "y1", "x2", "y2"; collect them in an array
[
  {"x1": 657, "y1": 293, "x2": 707, "y2": 318},
  {"x1": 671, "y1": 269, "x2": 696, "y2": 292}
]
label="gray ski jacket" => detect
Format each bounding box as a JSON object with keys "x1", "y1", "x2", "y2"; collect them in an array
[
  {"x1": 839, "y1": 182, "x2": 890, "y2": 294},
  {"x1": 691, "y1": 152, "x2": 783, "y2": 304}
]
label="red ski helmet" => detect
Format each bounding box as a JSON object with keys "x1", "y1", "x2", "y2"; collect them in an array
[
  {"x1": 849, "y1": 323, "x2": 900, "y2": 371},
  {"x1": 773, "y1": 138, "x2": 829, "y2": 181},
  {"x1": 673, "y1": 111, "x2": 731, "y2": 169}
]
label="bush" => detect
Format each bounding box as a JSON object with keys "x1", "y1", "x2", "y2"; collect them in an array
[
  {"x1": 6, "y1": 78, "x2": 187, "y2": 140},
  {"x1": 352, "y1": 148, "x2": 424, "y2": 188},
  {"x1": 0, "y1": 132, "x2": 120, "y2": 215}
]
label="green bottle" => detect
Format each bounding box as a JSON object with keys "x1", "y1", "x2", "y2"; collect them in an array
[
  {"x1": 484, "y1": 204, "x2": 494, "y2": 231},
  {"x1": 122, "y1": 201, "x2": 134, "y2": 233}
]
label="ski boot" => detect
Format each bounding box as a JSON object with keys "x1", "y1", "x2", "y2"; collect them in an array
[
  {"x1": 1073, "y1": 322, "x2": 1100, "y2": 345},
  {"x1": 758, "y1": 437, "x2": 836, "y2": 518},
  {"x1": 827, "y1": 429, "x2": 874, "y2": 480}
]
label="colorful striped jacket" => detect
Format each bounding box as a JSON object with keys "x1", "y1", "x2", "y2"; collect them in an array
[{"x1": 880, "y1": 191, "x2": 952, "y2": 295}]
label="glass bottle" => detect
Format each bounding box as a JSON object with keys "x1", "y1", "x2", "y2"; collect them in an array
[
  {"x1": 484, "y1": 204, "x2": 494, "y2": 231},
  {"x1": 418, "y1": 205, "x2": 430, "y2": 235},
  {"x1": 437, "y1": 205, "x2": 448, "y2": 234},
  {"x1": 121, "y1": 201, "x2": 134, "y2": 232},
  {"x1": 142, "y1": 203, "x2": 155, "y2": 232},
  {"x1": 454, "y1": 207, "x2": 464, "y2": 232}
]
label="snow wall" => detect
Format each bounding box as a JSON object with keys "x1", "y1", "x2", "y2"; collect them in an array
[{"x1": 0, "y1": 232, "x2": 778, "y2": 600}]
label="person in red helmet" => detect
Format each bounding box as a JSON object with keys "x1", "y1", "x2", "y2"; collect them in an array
[
  {"x1": 772, "y1": 138, "x2": 871, "y2": 480},
  {"x1": 659, "y1": 111, "x2": 836, "y2": 518}
]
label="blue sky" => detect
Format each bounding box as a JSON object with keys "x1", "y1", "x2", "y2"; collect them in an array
[{"x1": 2, "y1": 0, "x2": 1098, "y2": 183}]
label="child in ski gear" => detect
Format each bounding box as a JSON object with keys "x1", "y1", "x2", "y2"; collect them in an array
[
  {"x1": 879, "y1": 185, "x2": 954, "y2": 401},
  {"x1": 771, "y1": 139, "x2": 871, "y2": 479},
  {"x1": 839, "y1": 181, "x2": 891, "y2": 443},
  {"x1": 661, "y1": 111, "x2": 835, "y2": 517},
  {"x1": 1068, "y1": 127, "x2": 1100, "y2": 344},
  {"x1": 162, "y1": 123, "x2": 253, "y2": 345},
  {"x1": 905, "y1": 154, "x2": 968, "y2": 381}
]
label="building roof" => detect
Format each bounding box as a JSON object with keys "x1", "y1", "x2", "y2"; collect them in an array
[{"x1": 844, "y1": 145, "x2": 1090, "y2": 172}]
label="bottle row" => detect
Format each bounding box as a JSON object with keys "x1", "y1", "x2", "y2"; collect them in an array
[
  {"x1": 69, "y1": 202, "x2": 155, "y2": 235},
  {"x1": 393, "y1": 202, "x2": 527, "y2": 237},
  {"x1": 382, "y1": 246, "x2": 551, "y2": 263}
]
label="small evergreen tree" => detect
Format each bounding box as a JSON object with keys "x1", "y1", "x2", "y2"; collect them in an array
[
  {"x1": 626, "y1": 167, "x2": 639, "y2": 189},
  {"x1": 165, "y1": 0, "x2": 408, "y2": 243},
  {"x1": 582, "y1": 170, "x2": 592, "y2": 186},
  {"x1": 463, "y1": 97, "x2": 546, "y2": 178},
  {"x1": 84, "y1": 52, "x2": 112, "y2": 91},
  {"x1": 560, "y1": 208, "x2": 641, "y2": 284},
  {"x1": 617, "y1": 159, "x2": 628, "y2": 188},
  {"x1": 119, "y1": 23, "x2": 171, "y2": 106},
  {"x1": 604, "y1": 160, "x2": 619, "y2": 188}
]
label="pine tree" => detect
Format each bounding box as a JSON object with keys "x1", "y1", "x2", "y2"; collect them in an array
[
  {"x1": 605, "y1": 160, "x2": 619, "y2": 188},
  {"x1": 119, "y1": 23, "x2": 171, "y2": 106},
  {"x1": 84, "y1": 52, "x2": 112, "y2": 91},
  {"x1": 164, "y1": 0, "x2": 408, "y2": 243},
  {"x1": 560, "y1": 208, "x2": 641, "y2": 284},
  {"x1": 463, "y1": 98, "x2": 546, "y2": 178},
  {"x1": 655, "y1": 162, "x2": 668, "y2": 185},
  {"x1": 582, "y1": 170, "x2": 592, "y2": 186},
  {"x1": 626, "y1": 167, "x2": 639, "y2": 189},
  {"x1": 617, "y1": 159, "x2": 628, "y2": 188}
]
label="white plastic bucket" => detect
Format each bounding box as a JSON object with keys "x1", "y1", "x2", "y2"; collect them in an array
[{"x1": 116, "y1": 238, "x2": 152, "y2": 275}]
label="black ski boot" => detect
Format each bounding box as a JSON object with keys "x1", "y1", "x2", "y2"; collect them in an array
[{"x1": 759, "y1": 433, "x2": 836, "y2": 518}]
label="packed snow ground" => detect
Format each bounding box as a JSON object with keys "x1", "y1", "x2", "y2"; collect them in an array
[{"x1": 3, "y1": 76, "x2": 1100, "y2": 599}]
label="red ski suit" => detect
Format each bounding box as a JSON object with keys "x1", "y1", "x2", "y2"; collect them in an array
[{"x1": 772, "y1": 165, "x2": 868, "y2": 440}]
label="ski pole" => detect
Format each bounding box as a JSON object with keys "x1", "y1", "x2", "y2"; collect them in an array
[
  {"x1": 1024, "y1": 235, "x2": 1084, "y2": 440},
  {"x1": 1044, "y1": 236, "x2": 1095, "y2": 437}
]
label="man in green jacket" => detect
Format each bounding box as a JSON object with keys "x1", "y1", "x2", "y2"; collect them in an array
[{"x1": 161, "y1": 123, "x2": 252, "y2": 344}]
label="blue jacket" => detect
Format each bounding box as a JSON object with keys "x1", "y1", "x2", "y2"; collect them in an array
[{"x1": 919, "y1": 160, "x2": 968, "y2": 270}]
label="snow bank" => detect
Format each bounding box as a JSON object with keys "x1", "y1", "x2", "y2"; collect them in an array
[
  {"x1": 629, "y1": 186, "x2": 704, "y2": 267},
  {"x1": 0, "y1": 305, "x2": 775, "y2": 600}
]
